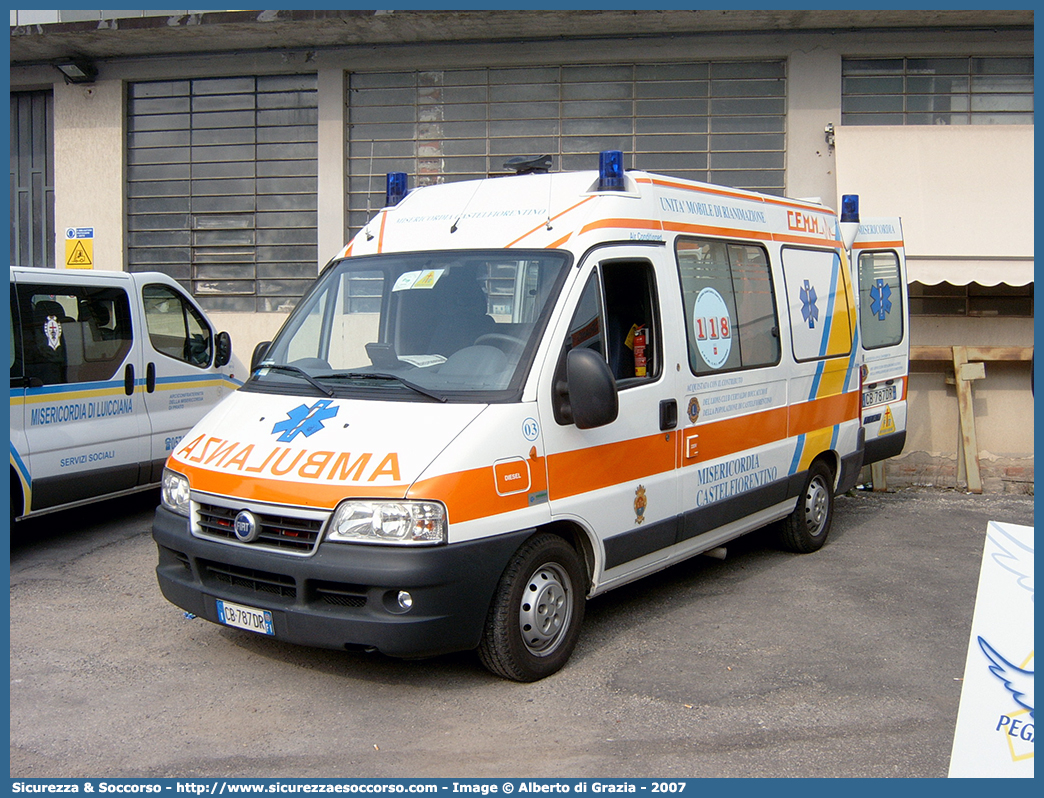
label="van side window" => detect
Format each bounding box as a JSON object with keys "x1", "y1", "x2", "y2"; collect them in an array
[
  {"x1": 601, "y1": 260, "x2": 661, "y2": 384},
  {"x1": 781, "y1": 247, "x2": 854, "y2": 362},
  {"x1": 857, "y1": 250, "x2": 904, "y2": 349},
  {"x1": 143, "y1": 284, "x2": 213, "y2": 368},
  {"x1": 677, "y1": 238, "x2": 780, "y2": 375},
  {"x1": 10, "y1": 285, "x2": 22, "y2": 381},
  {"x1": 553, "y1": 262, "x2": 661, "y2": 425},
  {"x1": 16, "y1": 284, "x2": 133, "y2": 386}
]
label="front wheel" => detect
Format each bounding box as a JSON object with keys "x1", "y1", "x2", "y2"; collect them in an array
[
  {"x1": 478, "y1": 533, "x2": 586, "y2": 682},
  {"x1": 777, "y1": 460, "x2": 835, "y2": 553}
]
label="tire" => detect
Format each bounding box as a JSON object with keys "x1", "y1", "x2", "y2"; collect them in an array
[
  {"x1": 478, "y1": 533, "x2": 586, "y2": 682},
  {"x1": 778, "y1": 460, "x2": 835, "y2": 553}
]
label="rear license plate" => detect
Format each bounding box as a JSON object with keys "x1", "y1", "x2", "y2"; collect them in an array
[
  {"x1": 216, "y1": 599, "x2": 274, "y2": 635},
  {"x1": 863, "y1": 384, "x2": 897, "y2": 408}
]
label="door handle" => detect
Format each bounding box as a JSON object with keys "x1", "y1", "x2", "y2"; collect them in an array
[
  {"x1": 659, "y1": 398, "x2": 678, "y2": 431},
  {"x1": 146, "y1": 362, "x2": 156, "y2": 393},
  {"x1": 124, "y1": 363, "x2": 135, "y2": 396}
]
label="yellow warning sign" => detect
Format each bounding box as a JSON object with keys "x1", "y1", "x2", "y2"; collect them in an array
[
  {"x1": 879, "y1": 406, "x2": 896, "y2": 436},
  {"x1": 65, "y1": 238, "x2": 94, "y2": 269},
  {"x1": 412, "y1": 269, "x2": 441, "y2": 289}
]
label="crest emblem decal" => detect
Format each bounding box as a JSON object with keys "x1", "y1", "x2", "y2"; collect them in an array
[
  {"x1": 44, "y1": 316, "x2": 63, "y2": 351},
  {"x1": 634, "y1": 484, "x2": 647, "y2": 525},
  {"x1": 687, "y1": 396, "x2": 701, "y2": 424}
]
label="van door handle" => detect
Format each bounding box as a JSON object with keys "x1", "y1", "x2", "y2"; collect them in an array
[
  {"x1": 124, "y1": 364, "x2": 135, "y2": 396},
  {"x1": 659, "y1": 398, "x2": 678, "y2": 431},
  {"x1": 146, "y1": 362, "x2": 156, "y2": 393}
]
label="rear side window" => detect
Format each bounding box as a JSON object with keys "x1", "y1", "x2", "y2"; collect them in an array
[
  {"x1": 676, "y1": 238, "x2": 780, "y2": 375},
  {"x1": 15, "y1": 283, "x2": 133, "y2": 386},
  {"x1": 143, "y1": 284, "x2": 213, "y2": 368},
  {"x1": 780, "y1": 246, "x2": 854, "y2": 362},
  {"x1": 857, "y1": 250, "x2": 904, "y2": 349}
]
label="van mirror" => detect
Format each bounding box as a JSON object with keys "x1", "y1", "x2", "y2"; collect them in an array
[
  {"x1": 214, "y1": 331, "x2": 232, "y2": 368},
  {"x1": 250, "y1": 341, "x2": 271, "y2": 373},
  {"x1": 566, "y1": 347, "x2": 618, "y2": 429}
]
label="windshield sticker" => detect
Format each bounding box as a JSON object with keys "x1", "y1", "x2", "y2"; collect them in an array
[
  {"x1": 693, "y1": 287, "x2": 732, "y2": 370},
  {"x1": 392, "y1": 269, "x2": 445, "y2": 292}
]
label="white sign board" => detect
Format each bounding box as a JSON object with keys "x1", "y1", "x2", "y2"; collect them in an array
[{"x1": 949, "y1": 521, "x2": 1034, "y2": 777}]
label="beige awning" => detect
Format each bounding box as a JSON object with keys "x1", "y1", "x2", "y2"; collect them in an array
[{"x1": 906, "y1": 256, "x2": 1035, "y2": 286}]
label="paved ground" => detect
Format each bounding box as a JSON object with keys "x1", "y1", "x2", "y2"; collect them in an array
[{"x1": 8, "y1": 486, "x2": 1034, "y2": 779}]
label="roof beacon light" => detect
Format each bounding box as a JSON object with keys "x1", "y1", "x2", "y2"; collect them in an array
[
  {"x1": 598, "y1": 150, "x2": 625, "y2": 191},
  {"x1": 386, "y1": 172, "x2": 408, "y2": 207},
  {"x1": 839, "y1": 193, "x2": 860, "y2": 251}
]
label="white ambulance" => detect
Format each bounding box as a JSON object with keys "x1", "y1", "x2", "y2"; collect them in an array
[
  {"x1": 10, "y1": 266, "x2": 244, "y2": 522},
  {"x1": 153, "y1": 152, "x2": 908, "y2": 681}
]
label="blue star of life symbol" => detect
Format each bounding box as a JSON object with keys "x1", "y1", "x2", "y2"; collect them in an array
[
  {"x1": 870, "y1": 279, "x2": 893, "y2": 321},
  {"x1": 800, "y1": 280, "x2": 819, "y2": 329},
  {"x1": 271, "y1": 399, "x2": 339, "y2": 442}
]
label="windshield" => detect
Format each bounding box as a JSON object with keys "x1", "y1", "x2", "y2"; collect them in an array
[{"x1": 248, "y1": 250, "x2": 571, "y2": 401}]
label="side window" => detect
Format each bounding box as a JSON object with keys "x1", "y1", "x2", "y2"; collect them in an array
[
  {"x1": 553, "y1": 262, "x2": 661, "y2": 425},
  {"x1": 677, "y1": 238, "x2": 780, "y2": 375},
  {"x1": 857, "y1": 251, "x2": 904, "y2": 349},
  {"x1": 561, "y1": 271, "x2": 605, "y2": 360},
  {"x1": 17, "y1": 283, "x2": 133, "y2": 386},
  {"x1": 781, "y1": 246, "x2": 854, "y2": 362},
  {"x1": 10, "y1": 285, "x2": 22, "y2": 381},
  {"x1": 601, "y1": 260, "x2": 661, "y2": 383},
  {"x1": 143, "y1": 284, "x2": 213, "y2": 368}
]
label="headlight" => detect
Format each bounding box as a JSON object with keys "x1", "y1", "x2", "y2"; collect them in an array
[
  {"x1": 327, "y1": 500, "x2": 446, "y2": 546},
  {"x1": 161, "y1": 468, "x2": 191, "y2": 516}
]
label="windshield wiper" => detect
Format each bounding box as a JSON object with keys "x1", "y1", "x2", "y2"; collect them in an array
[
  {"x1": 324, "y1": 372, "x2": 447, "y2": 403},
  {"x1": 255, "y1": 364, "x2": 334, "y2": 397}
]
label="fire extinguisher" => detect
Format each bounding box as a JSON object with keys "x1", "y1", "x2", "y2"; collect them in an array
[{"x1": 633, "y1": 325, "x2": 647, "y2": 377}]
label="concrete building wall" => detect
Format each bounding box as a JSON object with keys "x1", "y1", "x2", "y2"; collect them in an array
[{"x1": 52, "y1": 79, "x2": 124, "y2": 272}]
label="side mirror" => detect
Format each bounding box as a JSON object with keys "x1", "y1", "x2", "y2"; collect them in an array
[
  {"x1": 250, "y1": 341, "x2": 271, "y2": 373},
  {"x1": 566, "y1": 347, "x2": 618, "y2": 429},
  {"x1": 214, "y1": 331, "x2": 232, "y2": 368}
]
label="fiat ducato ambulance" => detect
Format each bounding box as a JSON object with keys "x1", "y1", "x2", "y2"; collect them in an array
[
  {"x1": 10, "y1": 266, "x2": 243, "y2": 522},
  {"x1": 153, "y1": 152, "x2": 908, "y2": 681}
]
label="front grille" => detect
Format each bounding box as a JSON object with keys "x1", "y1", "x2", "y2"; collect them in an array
[
  {"x1": 201, "y1": 560, "x2": 297, "y2": 600},
  {"x1": 196, "y1": 502, "x2": 325, "y2": 554}
]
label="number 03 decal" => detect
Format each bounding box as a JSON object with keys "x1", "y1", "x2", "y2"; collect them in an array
[{"x1": 693, "y1": 287, "x2": 733, "y2": 369}]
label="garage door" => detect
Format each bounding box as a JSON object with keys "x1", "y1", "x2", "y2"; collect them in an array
[
  {"x1": 346, "y1": 62, "x2": 786, "y2": 233},
  {"x1": 126, "y1": 75, "x2": 319, "y2": 313}
]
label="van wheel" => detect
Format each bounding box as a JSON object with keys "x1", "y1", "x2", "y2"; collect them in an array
[
  {"x1": 478, "y1": 533, "x2": 585, "y2": 682},
  {"x1": 778, "y1": 460, "x2": 834, "y2": 553}
]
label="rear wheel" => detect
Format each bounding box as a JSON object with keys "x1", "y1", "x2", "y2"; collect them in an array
[
  {"x1": 778, "y1": 460, "x2": 834, "y2": 553},
  {"x1": 478, "y1": 533, "x2": 586, "y2": 682}
]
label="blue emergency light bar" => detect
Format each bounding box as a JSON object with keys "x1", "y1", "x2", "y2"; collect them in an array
[
  {"x1": 840, "y1": 194, "x2": 860, "y2": 223},
  {"x1": 598, "y1": 150, "x2": 625, "y2": 191},
  {"x1": 386, "y1": 172, "x2": 408, "y2": 207}
]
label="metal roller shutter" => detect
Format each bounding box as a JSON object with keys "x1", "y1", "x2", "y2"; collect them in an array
[
  {"x1": 10, "y1": 91, "x2": 55, "y2": 269},
  {"x1": 347, "y1": 62, "x2": 786, "y2": 234},
  {"x1": 126, "y1": 75, "x2": 319, "y2": 312}
]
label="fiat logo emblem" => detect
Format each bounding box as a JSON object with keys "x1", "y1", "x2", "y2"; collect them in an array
[{"x1": 234, "y1": 510, "x2": 261, "y2": 543}]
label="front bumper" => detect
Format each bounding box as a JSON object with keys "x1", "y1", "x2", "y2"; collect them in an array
[{"x1": 152, "y1": 505, "x2": 531, "y2": 658}]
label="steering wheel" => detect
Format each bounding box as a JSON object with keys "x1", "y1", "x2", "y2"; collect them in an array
[{"x1": 474, "y1": 333, "x2": 526, "y2": 351}]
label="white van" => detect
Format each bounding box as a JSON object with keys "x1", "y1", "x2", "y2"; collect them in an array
[
  {"x1": 10, "y1": 266, "x2": 244, "y2": 522},
  {"x1": 153, "y1": 152, "x2": 908, "y2": 681}
]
